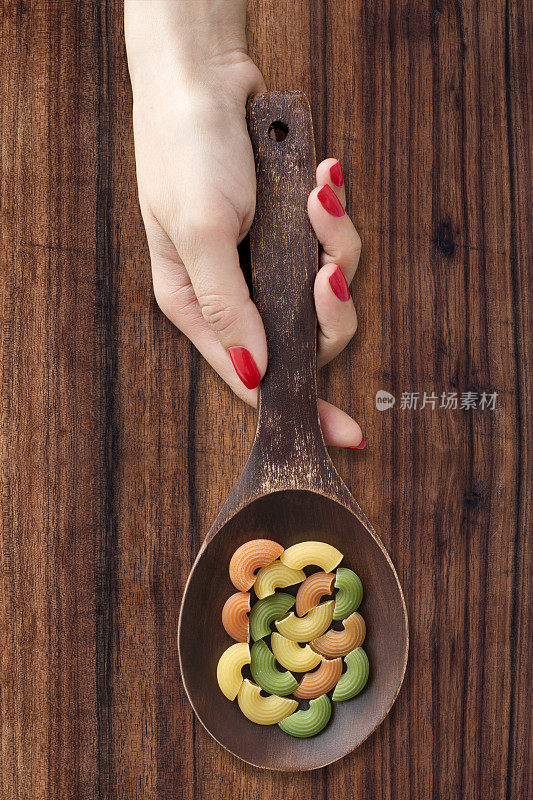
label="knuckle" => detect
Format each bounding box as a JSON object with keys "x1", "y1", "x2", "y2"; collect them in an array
[
  {"x1": 179, "y1": 209, "x2": 233, "y2": 249},
  {"x1": 154, "y1": 290, "x2": 185, "y2": 332},
  {"x1": 197, "y1": 292, "x2": 241, "y2": 335},
  {"x1": 153, "y1": 278, "x2": 198, "y2": 324},
  {"x1": 347, "y1": 315, "x2": 358, "y2": 340},
  {"x1": 326, "y1": 314, "x2": 357, "y2": 349},
  {"x1": 153, "y1": 284, "x2": 168, "y2": 315},
  {"x1": 347, "y1": 232, "x2": 362, "y2": 264},
  {"x1": 178, "y1": 212, "x2": 208, "y2": 244}
]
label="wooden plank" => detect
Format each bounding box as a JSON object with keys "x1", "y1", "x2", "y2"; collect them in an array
[
  {"x1": 0, "y1": 0, "x2": 530, "y2": 798},
  {"x1": 0, "y1": 3, "x2": 101, "y2": 798}
]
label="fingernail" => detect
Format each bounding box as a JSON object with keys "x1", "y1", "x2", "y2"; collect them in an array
[
  {"x1": 348, "y1": 437, "x2": 366, "y2": 450},
  {"x1": 329, "y1": 266, "x2": 351, "y2": 301},
  {"x1": 330, "y1": 160, "x2": 344, "y2": 187},
  {"x1": 317, "y1": 184, "x2": 345, "y2": 217},
  {"x1": 229, "y1": 347, "x2": 261, "y2": 390}
]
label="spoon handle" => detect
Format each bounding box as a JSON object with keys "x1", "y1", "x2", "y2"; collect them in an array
[{"x1": 247, "y1": 92, "x2": 329, "y2": 477}]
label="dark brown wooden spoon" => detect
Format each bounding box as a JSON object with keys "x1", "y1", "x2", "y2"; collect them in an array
[{"x1": 178, "y1": 91, "x2": 408, "y2": 771}]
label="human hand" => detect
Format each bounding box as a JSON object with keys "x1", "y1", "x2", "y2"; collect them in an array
[{"x1": 125, "y1": 1, "x2": 365, "y2": 449}]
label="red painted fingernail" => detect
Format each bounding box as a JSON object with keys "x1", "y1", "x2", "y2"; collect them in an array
[
  {"x1": 317, "y1": 184, "x2": 345, "y2": 217},
  {"x1": 348, "y1": 437, "x2": 366, "y2": 450},
  {"x1": 330, "y1": 160, "x2": 344, "y2": 187},
  {"x1": 229, "y1": 347, "x2": 261, "y2": 390},
  {"x1": 329, "y1": 266, "x2": 351, "y2": 301}
]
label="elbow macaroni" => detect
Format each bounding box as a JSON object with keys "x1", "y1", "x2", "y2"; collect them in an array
[
  {"x1": 294, "y1": 656, "x2": 343, "y2": 699},
  {"x1": 229, "y1": 539, "x2": 284, "y2": 591},
  {"x1": 219, "y1": 539, "x2": 370, "y2": 737},
  {"x1": 250, "y1": 640, "x2": 298, "y2": 696},
  {"x1": 271, "y1": 633, "x2": 323, "y2": 672},
  {"x1": 333, "y1": 568, "x2": 363, "y2": 620},
  {"x1": 295, "y1": 571, "x2": 335, "y2": 616},
  {"x1": 237, "y1": 679, "x2": 298, "y2": 725},
  {"x1": 216, "y1": 642, "x2": 251, "y2": 700},
  {"x1": 311, "y1": 611, "x2": 366, "y2": 658},
  {"x1": 275, "y1": 600, "x2": 335, "y2": 642},
  {"x1": 253, "y1": 560, "x2": 306, "y2": 599},
  {"x1": 280, "y1": 541, "x2": 343, "y2": 572},
  {"x1": 278, "y1": 694, "x2": 332, "y2": 738},
  {"x1": 332, "y1": 647, "x2": 370, "y2": 701},
  {"x1": 249, "y1": 592, "x2": 295, "y2": 640},
  {"x1": 221, "y1": 592, "x2": 251, "y2": 642}
]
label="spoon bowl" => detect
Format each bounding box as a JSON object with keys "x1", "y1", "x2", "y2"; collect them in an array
[
  {"x1": 180, "y1": 489, "x2": 407, "y2": 770},
  {"x1": 178, "y1": 92, "x2": 408, "y2": 770}
]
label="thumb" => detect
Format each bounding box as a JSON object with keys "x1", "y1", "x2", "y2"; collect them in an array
[{"x1": 184, "y1": 225, "x2": 267, "y2": 390}]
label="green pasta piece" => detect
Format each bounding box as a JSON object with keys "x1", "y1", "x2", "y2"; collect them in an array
[
  {"x1": 333, "y1": 568, "x2": 363, "y2": 620},
  {"x1": 278, "y1": 694, "x2": 332, "y2": 738},
  {"x1": 250, "y1": 641, "x2": 298, "y2": 696},
  {"x1": 332, "y1": 647, "x2": 369, "y2": 701},
  {"x1": 249, "y1": 593, "x2": 295, "y2": 640}
]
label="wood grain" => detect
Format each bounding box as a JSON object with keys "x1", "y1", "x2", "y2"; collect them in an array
[{"x1": 0, "y1": 0, "x2": 530, "y2": 798}]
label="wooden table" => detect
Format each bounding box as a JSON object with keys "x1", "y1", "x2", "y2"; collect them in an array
[{"x1": 1, "y1": 2, "x2": 530, "y2": 798}]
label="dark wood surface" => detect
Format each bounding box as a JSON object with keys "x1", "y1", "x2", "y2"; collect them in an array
[{"x1": 0, "y1": 1, "x2": 530, "y2": 798}]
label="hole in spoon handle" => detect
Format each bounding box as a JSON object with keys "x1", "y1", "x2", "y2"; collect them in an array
[{"x1": 247, "y1": 92, "x2": 326, "y2": 464}]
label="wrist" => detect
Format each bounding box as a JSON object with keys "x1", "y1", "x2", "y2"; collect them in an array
[{"x1": 125, "y1": 0, "x2": 261, "y2": 99}]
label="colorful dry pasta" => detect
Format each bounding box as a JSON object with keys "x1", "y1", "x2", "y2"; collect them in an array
[
  {"x1": 271, "y1": 633, "x2": 322, "y2": 672},
  {"x1": 278, "y1": 694, "x2": 332, "y2": 738},
  {"x1": 295, "y1": 571, "x2": 335, "y2": 616},
  {"x1": 332, "y1": 647, "x2": 370, "y2": 701},
  {"x1": 250, "y1": 640, "x2": 298, "y2": 696},
  {"x1": 218, "y1": 539, "x2": 371, "y2": 738},
  {"x1": 333, "y1": 567, "x2": 363, "y2": 620},
  {"x1": 216, "y1": 642, "x2": 251, "y2": 700},
  {"x1": 275, "y1": 600, "x2": 334, "y2": 642},
  {"x1": 293, "y1": 656, "x2": 342, "y2": 699},
  {"x1": 229, "y1": 539, "x2": 285, "y2": 591},
  {"x1": 280, "y1": 541, "x2": 343, "y2": 572},
  {"x1": 249, "y1": 592, "x2": 295, "y2": 640},
  {"x1": 221, "y1": 592, "x2": 250, "y2": 642},
  {"x1": 254, "y1": 560, "x2": 306, "y2": 599},
  {"x1": 310, "y1": 611, "x2": 366, "y2": 658},
  {"x1": 237, "y1": 679, "x2": 298, "y2": 724}
]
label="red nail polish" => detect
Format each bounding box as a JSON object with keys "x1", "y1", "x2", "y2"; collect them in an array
[
  {"x1": 317, "y1": 184, "x2": 345, "y2": 217},
  {"x1": 348, "y1": 438, "x2": 366, "y2": 450},
  {"x1": 329, "y1": 266, "x2": 351, "y2": 301},
  {"x1": 330, "y1": 160, "x2": 344, "y2": 187},
  {"x1": 229, "y1": 347, "x2": 261, "y2": 390}
]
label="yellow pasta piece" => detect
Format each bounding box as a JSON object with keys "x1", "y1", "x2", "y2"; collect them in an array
[
  {"x1": 271, "y1": 633, "x2": 323, "y2": 672},
  {"x1": 237, "y1": 679, "x2": 298, "y2": 725},
  {"x1": 216, "y1": 643, "x2": 251, "y2": 701},
  {"x1": 280, "y1": 541, "x2": 343, "y2": 572},
  {"x1": 275, "y1": 600, "x2": 335, "y2": 642},
  {"x1": 253, "y1": 560, "x2": 306, "y2": 599}
]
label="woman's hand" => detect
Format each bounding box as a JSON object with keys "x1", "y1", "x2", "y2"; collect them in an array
[{"x1": 125, "y1": 0, "x2": 365, "y2": 449}]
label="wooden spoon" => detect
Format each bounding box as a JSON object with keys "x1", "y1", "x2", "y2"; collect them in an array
[{"x1": 178, "y1": 91, "x2": 408, "y2": 771}]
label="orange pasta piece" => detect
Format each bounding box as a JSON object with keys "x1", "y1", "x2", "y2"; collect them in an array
[
  {"x1": 222, "y1": 592, "x2": 251, "y2": 642},
  {"x1": 310, "y1": 612, "x2": 366, "y2": 658},
  {"x1": 295, "y1": 572, "x2": 335, "y2": 616},
  {"x1": 293, "y1": 657, "x2": 343, "y2": 699},
  {"x1": 229, "y1": 540, "x2": 284, "y2": 591}
]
